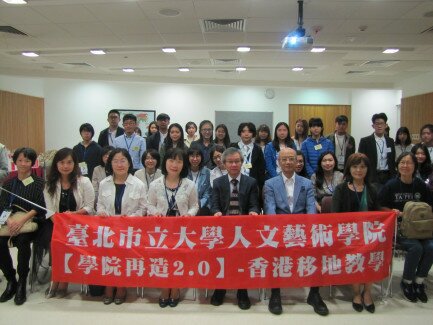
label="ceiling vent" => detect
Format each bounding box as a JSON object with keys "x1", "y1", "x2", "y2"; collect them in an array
[
  {"x1": 212, "y1": 58, "x2": 240, "y2": 65},
  {"x1": 421, "y1": 25, "x2": 433, "y2": 33},
  {"x1": 361, "y1": 60, "x2": 399, "y2": 68},
  {"x1": 181, "y1": 59, "x2": 212, "y2": 66},
  {"x1": 0, "y1": 26, "x2": 28, "y2": 36},
  {"x1": 201, "y1": 19, "x2": 245, "y2": 33},
  {"x1": 63, "y1": 62, "x2": 93, "y2": 67},
  {"x1": 216, "y1": 69, "x2": 235, "y2": 73}
]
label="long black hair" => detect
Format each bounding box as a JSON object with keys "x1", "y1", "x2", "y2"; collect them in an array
[
  {"x1": 163, "y1": 123, "x2": 186, "y2": 150},
  {"x1": 411, "y1": 144, "x2": 431, "y2": 180},
  {"x1": 46, "y1": 148, "x2": 81, "y2": 196},
  {"x1": 314, "y1": 151, "x2": 338, "y2": 188},
  {"x1": 272, "y1": 122, "x2": 295, "y2": 151}
]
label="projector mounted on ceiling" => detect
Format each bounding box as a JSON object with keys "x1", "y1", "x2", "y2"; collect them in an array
[{"x1": 282, "y1": 0, "x2": 313, "y2": 49}]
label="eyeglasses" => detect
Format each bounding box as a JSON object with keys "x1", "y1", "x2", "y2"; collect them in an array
[
  {"x1": 112, "y1": 159, "x2": 129, "y2": 165},
  {"x1": 213, "y1": 155, "x2": 222, "y2": 161},
  {"x1": 225, "y1": 160, "x2": 242, "y2": 165},
  {"x1": 280, "y1": 157, "x2": 296, "y2": 163},
  {"x1": 201, "y1": 128, "x2": 213, "y2": 132}
]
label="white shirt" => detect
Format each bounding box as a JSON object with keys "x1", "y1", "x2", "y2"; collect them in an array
[
  {"x1": 228, "y1": 174, "x2": 242, "y2": 193},
  {"x1": 239, "y1": 141, "x2": 254, "y2": 176},
  {"x1": 282, "y1": 173, "x2": 296, "y2": 212},
  {"x1": 374, "y1": 134, "x2": 388, "y2": 170}
]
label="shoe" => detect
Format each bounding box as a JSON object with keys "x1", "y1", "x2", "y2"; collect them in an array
[
  {"x1": 400, "y1": 281, "x2": 417, "y2": 303},
  {"x1": 268, "y1": 292, "x2": 283, "y2": 315},
  {"x1": 159, "y1": 297, "x2": 169, "y2": 308},
  {"x1": 114, "y1": 293, "x2": 126, "y2": 305},
  {"x1": 169, "y1": 297, "x2": 180, "y2": 307},
  {"x1": 361, "y1": 291, "x2": 375, "y2": 313},
  {"x1": 14, "y1": 280, "x2": 26, "y2": 305},
  {"x1": 0, "y1": 279, "x2": 17, "y2": 303},
  {"x1": 210, "y1": 289, "x2": 226, "y2": 306},
  {"x1": 45, "y1": 286, "x2": 56, "y2": 299},
  {"x1": 103, "y1": 295, "x2": 114, "y2": 305},
  {"x1": 414, "y1": 283, "x2": 428, "y2": 303},
  {"x1": 352, "y1": 300, "x2": 363, "y2": 312},
  {"x1": 307, "y1": 292, "x2": 329, "y2": 316},
  {"x1": 237, "y1": 289, "x2": 251, "y2": 310}
]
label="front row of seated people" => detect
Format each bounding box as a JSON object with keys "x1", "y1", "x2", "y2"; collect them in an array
[{"x1": 0, "y1": 146, "x2": 432, "y2": 316}]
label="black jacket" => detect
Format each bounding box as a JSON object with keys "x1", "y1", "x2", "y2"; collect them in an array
[{"x1": 97, "y1": 127, "x2": 124, "y2": 148}]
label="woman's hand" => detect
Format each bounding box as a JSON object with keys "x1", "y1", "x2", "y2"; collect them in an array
[
  {"x1": 392, "y1": 209, "x2": 402, "y2": 217},
  {"x1": 249, "y1": 211, "x2": 258, "y2": 215},
  {"x1": 214, "y1": 212, "x2": 222, "y2": 216},
  {"x1": 6, "y1": 216, "x2": 26, "y2": 236},
  {"x1": 97, "y1": 211, "x2": 108, "y2": 217}
]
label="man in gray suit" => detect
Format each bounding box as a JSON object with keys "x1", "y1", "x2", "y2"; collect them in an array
[
  {"x1": 211, "y1": 147, "x2": 260, "y2": 310},
  {"x1": 264, "y1": 147, "x2": 329, "y2": 316}
]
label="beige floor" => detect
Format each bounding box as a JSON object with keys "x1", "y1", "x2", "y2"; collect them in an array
[{"x1": 0, "y1": 253, "x2": 432, "y2": 325}]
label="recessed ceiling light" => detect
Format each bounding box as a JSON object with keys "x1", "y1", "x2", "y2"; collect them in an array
[
  {"x1": 292, "y1": 67, "x2": 303, "y2": 72},
  {"x1": 236, "y1": 67, "x2": 247, "y2": 72},
  {"x1": 383, "y1": 48, "x2": 399, "y2": 54},
  {"x1": 22, "y1": 51, "x2": 39, "y2": 57},
  {"x1": 3, "y1": 0, "x2": 27, "y2": 4},
  {"x1": 237, "y1": 47, "x2": 250, "y2": 53},
  {"x1": 158, "y1": 8, "x2": 180, "y2": 17},
  {"x1": 162, "y1": 48, "x2": 176, "y2": 53},
  {"x1": 122, "y1": 68, "x2": 134, "y2": 73},
  {"x1": 90, "y1": 49, "x2": 106, "y2": 55},
  {"x1": 311, "y1": 47, "x2": 326, "y2": 53},
  {"x1": 178, "y1": 67, "x2": 190, "y2": 72}
]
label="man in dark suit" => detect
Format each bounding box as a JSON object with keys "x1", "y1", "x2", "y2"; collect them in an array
[
  {"x1": 230, "y1": 122, "x2": 265, "y2": 200},
  {"x1": 264, "y1": 147, "x2": 329, "y2": 316},
  {"x1": 326, "y1": 115, "x2": 356, "y2": 172},
  {"x1": 211, "y1": 147, "x2": 260, "y2": 310},
  {"x1": 97, "y1": 109, "x2": 124, "y2": 147},
  {"x1": 146, "y1": 113, "x2": 170, "y2": 151},
  {"x1": 358, "y1": 113, "x2": 396, "y2": 189}
]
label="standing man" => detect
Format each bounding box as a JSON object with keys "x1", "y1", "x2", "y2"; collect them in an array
[
  {"x1": 146, "y1": 113, "x2": 170, "y2": 151},
  {"x1": 301, "y1": 118, "x2": 334, "y2": 177},
  {"x1": 230, "y1": 122, "x2": 265, "y2": 194},
  {"x1": 73, "y1": 123, "x2": 102, "y2": 180},
  {"x1": 0, "y1": 143, "x2": 9, "y2": 185},
  {"x1": 97, "y1": 109, "x2": 124, "y2": 148},
  {"x1": 210, "y1": 147, "x2": 260, "y2": 310},
  {"x1": 326, "y1": 115, "x2": 356, "y2": 172},
  {"x1": 358, "y1": 113, "x2": 396, "y2": 188},
  {"x1": 113, "y1": 114, "x2": 146, "y2": 172},
  {"x1": 263, "y1": 148, "x2": 328, "y2": 316},
  {"x1": 420, "y1": 124, "x2": 433, "y2": 162}
]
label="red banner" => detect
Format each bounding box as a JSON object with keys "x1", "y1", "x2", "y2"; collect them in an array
[{"x1": 51, "y1": 211, "x2": 396, "y2": 289}]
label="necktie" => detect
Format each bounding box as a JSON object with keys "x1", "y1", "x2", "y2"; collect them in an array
[{"x1": 228, "y1": 179, "x2": 240, "y2": 215}]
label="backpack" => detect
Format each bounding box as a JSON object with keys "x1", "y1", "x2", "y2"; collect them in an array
[{"x1": 401, "y1": 201, "x2": 433, "y2": 239}]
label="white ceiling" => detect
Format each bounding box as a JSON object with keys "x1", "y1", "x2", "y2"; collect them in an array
[{"x1": 1, "y1": 0, "x2": 433, "y2": 88}]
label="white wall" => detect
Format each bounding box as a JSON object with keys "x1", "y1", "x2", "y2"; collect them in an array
[
  {"x1": 0, "y1": 74, "x2": 401, "y2": 151},
  {"x1": 396, "y1": 71, "x2": 433, "y2": 98}
]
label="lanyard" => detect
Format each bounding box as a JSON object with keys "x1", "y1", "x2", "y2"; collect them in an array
[
  {"x1": 352, "y1": 183, "x2": 363, "y2": 209},
  {"x1": 124, "y1": 134, "x2": 135, "y2": 151},
  {"x1": 81, "y1": 144, "x2": 88, "y2": 160},
  {"x1": 335, "y1": 134, "x2": 346, "y2": 156},
  {"x1": 324, "y1": 175, "x2": 335, "y2": 193},
  {"x1": 145, "y1": 169, "x2": 156, "y2": 188},
  {"x1": 164, "y1": 178, "x2": 181, "y2": 211},
  {"x1": 241, "y1": 143, "x2": 252, "y2": 163},
  {"x1": 375, "y1": 138, "x2": 386, "y2": 157}
]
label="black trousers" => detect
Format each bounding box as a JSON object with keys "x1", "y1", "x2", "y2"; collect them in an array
[{"x1": 0, "y1": 232, "x2": 35, "y2": 281}]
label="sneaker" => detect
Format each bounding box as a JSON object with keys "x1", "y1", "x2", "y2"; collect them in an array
[
  {"x1": 414, "y1": 283, "x2": 428, "y2": 303},
  {"x1": 400, "y1": 281, "x2": 417, "y2": 302}
]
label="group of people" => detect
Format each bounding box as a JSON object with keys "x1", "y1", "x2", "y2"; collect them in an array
[{"x1": 0, "y1": 110, "x2": 432, "y2": 316}]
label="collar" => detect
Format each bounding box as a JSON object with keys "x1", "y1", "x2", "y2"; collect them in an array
[
  {"x1": 228, "y1": 174, "x2": 241, "y2": 183},
  {"x1": 282, "y1": 172, "x2": 296, "y2": 184},
  {"x1": 374, "y1": 133, "x2": 385, "y2": 140}
]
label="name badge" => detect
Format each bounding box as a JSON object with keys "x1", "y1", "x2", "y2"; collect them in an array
[
  {"x1": 0, "y1": 209, "x2": 12, "y2": 225},
  {"x1": 314, "y1": 144, "x2": 322, "y2": 150},
  {"x1": 337, "y1": 155, "x2": 345, "y2": 165},
  {"x1": 79, "y1": 162, "x2": 88, "y2": 175},
  {"x1": 244, "y1": 163, "x2": 252, "y2": 169},
  {"x1": 22, "y1": 176, "x2": 34, "y2": 186},
  {"x1": 133, "y1": 146, "x2": 140, "y2": 151}
]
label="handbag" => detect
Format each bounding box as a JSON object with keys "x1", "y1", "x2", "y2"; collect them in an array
[
  {"x1": 401, "y1": 201, "x2": 433, "y2": 239},
  {"x1": 0, "y1": 206, "x2": 39, "y2": 237}
]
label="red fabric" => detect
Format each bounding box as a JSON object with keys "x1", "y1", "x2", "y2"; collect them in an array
[{"x1": 51, "y1": 211, "x2": 396, "y2": 289}]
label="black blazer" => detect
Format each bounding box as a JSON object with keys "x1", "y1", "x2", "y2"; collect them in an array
[
  {"x1": 230, "y1": 142, "x2": 265, "y2": 189},
  {"x1": 358, "y1": 133, "x2": 396, "y2": 183},
  {"x1": 146, "y1": 132, "x2": 161, "y2": 151},
  {"x1": 97, "y1": 127, "x2": 124, "y2": 148},
  {"x1": 211, "y1": 174, "x2": 260, "y2": 215}
]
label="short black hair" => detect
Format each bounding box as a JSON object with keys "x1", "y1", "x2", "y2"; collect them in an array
[
  {"x1": 372, "y1": 113, "x2": 388, "y2": 124},
  {"x1": 335, "y1": 115, "x2": 348, "y2": 123},
  {"x1": 12, "y1": 147, "x2": 37, "y2": 166},
  {"x1": 238, "y1": 122, "x2": 257, "y2": 137},
  {"x1": 308, "y1": 117, "x2": 323, "y2": 128},
  {"x1": 185, "y1": 121, "x2": 197, "y2": 133},
  {"x1": 187, "y1": 144, "x2": 204, "y2": 169},
  {"x1": 209, "y1": 145, "x2": 225, "y2": 168},
  {"x1": 105, "y1": 148, "x2": 134, "y2": 176},
  {"x1": 156, "y1": 113, "x2": 170, "y2": 121},
  {"x1": 420, "y1": 124, "x2": 433, "y2": 135},
  {"x1": 79, "y1": 123, "x2": 95, "y2": 137},
  {"x1": 107, "y1": 109, "x2": 120, "y2": 118},
  {"x1": 161, "y1": 147, "x2": 189, "y2": 178},
  {"x1": 396, "y1": 152, "x2": 418, "y2": 178},
  {"x1": 123, "y1": 114, "x2": 137, "y2": 123},
  {"x1": 141, "y1": 149, "x2": 161, "y2": 170}
]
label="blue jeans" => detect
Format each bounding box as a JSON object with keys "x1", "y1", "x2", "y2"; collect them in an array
[{"x1": 397, "y1": 237, "x2": 433, "y2": 280}]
